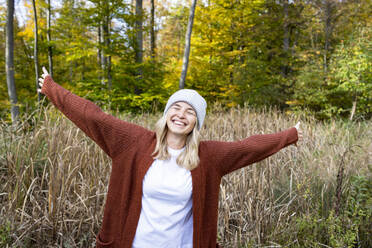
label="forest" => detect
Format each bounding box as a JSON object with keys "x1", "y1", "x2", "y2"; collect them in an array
[
  {"x1": 1, "y1": 0, "x2": 371, "y2": 247},
  {"x1": 1, "y1": 0, "x2": 371, "y2": 121}
]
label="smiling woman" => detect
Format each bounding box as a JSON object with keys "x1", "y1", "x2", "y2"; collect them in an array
[
  {"x1": 167, "y1": 102, "x2": 197, "y2": 137},
  {"x1": 152, "y1": 89, "x2": 206, "y2": 172},
  {"x1": 38, "y1": 67, "x2": 302, "y2": 248}
]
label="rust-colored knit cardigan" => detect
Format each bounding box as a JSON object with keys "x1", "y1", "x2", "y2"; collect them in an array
[{"x1": 41, "y1": 76, "x2": 298, "y2": 248}]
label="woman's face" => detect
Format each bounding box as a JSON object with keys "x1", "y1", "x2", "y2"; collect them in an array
[{"x1": 166, "y1": 101, "x2": 197, "y2": 136}]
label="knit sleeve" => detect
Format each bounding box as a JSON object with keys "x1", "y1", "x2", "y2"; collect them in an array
[
  {"x1": 206, "y1": 128, "x2": 298, "y2": 176},
  {"x1": 41, "y1": 75, "x2": 148, "y2": 158}
]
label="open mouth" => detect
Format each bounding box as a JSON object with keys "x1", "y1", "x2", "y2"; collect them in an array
[{"x1": 172, "y1": 119, "x2": 187, "y2": 127}]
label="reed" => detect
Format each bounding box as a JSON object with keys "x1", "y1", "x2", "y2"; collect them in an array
[{"x1": 0, "y1": 104, "x2": 371, "y2": 247}]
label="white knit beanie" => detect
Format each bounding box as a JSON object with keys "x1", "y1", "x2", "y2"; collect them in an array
[{"x1": 163, "y1": 89, "x2": 207, "y2": 130}]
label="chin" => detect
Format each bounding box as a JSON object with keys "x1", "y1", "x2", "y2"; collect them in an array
[{"x1": 171, "y1": 127, "x2": 191, "y2": 136}]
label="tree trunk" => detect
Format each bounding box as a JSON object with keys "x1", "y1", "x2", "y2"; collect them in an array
[
  {"x1": 281, "y1": 0, "x2": 290, "y2": 78},
  {"x1": 150, "y1": 0, "x2": 155, "y2": 59},
  {"x1": 179, "y1": 0, "x2": 198, "y2": 89},
  {"x1": 105, "y1": 17, "x2": 112, "y2": 90},
  {"x1": 100, "y1": 22, "x2": 106, "y2": 85},
  {"x1": 323, "y1": 0, "x2": 335, "y2": 76},
  {"x1": 47, "y1": 0, "x2": 53, "y2": 78},
  {"x1": 32, "y1": 0, "x2": 41, "y2": 102},
  {"x1": 98, "y1": 0, "x2": 112, "y2": 90},
  {"x1": 349, "y1": 94, "x2": 357, "y2": 121},
  {"x1": 135, "y1": 0, "x2": 143, "y2": 94},
  {"x1": 5, "y1": 0, "x2": 19, "y2": 123},
  {"x1": 98, "y1": 24, "x2": 102, "y2": 66}
]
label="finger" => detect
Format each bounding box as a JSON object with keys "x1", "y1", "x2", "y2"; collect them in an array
[
  {"x1": 295, "y1": 121, "x2": 301, "y2": 130},
  {"x1": 39, "y1": 82, "x2": 43, "y2": 87},
  {"x1": 42, "y1": 67, "x2": 49, "y2": 75},
  {"x1": 38, "y1": 78, "x2": 44, "y2": 83},
  {"x1": 37, "y1": 89, "x2": 42, "y2": 93},
  {"x1": 298, "y1": 131, "x2": 303, "y2": 140}
]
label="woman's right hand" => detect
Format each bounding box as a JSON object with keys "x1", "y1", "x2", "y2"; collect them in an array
[
  {"x1": 294, "y1": 122, "x2": 303, "y2": 144},
  {"x1": 37, "y1": 67, "x2": 49, "y2": 93}
]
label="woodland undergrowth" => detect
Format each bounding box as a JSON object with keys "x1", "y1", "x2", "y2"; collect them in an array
[{"x1": 0, "y1": 104, "x2": 371, "y2": 247}]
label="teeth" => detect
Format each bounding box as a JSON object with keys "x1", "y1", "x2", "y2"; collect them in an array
[{"x1": 173, "y1": 120, "x2": 185, "y2": 126}]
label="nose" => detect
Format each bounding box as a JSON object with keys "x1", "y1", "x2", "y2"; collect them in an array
[{"x1": 176, "y1": 109, "x2": 186, "y2": 118}]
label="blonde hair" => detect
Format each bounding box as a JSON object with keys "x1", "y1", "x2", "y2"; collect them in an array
[{"x1": 152, "y1": 115, "x2": 201, "y2": 170}]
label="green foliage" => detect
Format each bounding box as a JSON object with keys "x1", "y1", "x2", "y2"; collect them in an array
[
  {"x1": 345, "y1": 175, "x2": 372, "y2": 247},
  {"x1": 330, "y1": 27, "x2": 372, "y2": 118},
  {"x1": 69, "y1": 59, "x2": 169, "y2": 113},
  {"x1": 1, "y1": 0, "x2": 372, "y2": 120},
  {"x1": 290, "y1": 25, "x2": 372, "y2": 119},
  {"x1": 279, "y1": 174, "x2": 372, "y2": 247},
  {"x1": 0, "y1": 221, "x2": 12, "y2": 247},
  {"x1": 293, "y1": 211, "x2": 357, "y2": 248}
]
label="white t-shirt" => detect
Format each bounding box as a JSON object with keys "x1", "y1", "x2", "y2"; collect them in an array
[{"x1": 132, "y1": 146, "x2": 193, "y2": 248}]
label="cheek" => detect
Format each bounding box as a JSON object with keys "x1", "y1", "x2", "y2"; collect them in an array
[
  {"x1": 166, "y1": 111, "x2": 173, "y2": 122},
  {"x1": 189, "y1": 116, "x2": 197, "y2": 128},
  {"x1": 166, "y1": 117, "x2": 173, "y2": 127}
]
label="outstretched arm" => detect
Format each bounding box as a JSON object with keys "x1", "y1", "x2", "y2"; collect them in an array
[
  {"x1": 206, "y1": 127, "x2": 299, "y2": 176},
  {"x1": 38, "y1": 67, "x2": 149, "y2": 158}
]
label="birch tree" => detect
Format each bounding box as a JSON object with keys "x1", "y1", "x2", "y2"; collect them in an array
[
  {"x1": 5, "y1": 0, "x2": 19, "y2": 122},
  {"x1": 179, "y1": 0, "x2": 197, "y2": 89},
  {"x1": 47, "y1": 0, "x2": 53, "y2": 77},
  {"x1": 102, "y1": 1, "x2": 112, "y2": 89},
  {"x1": 135, "y1": 0, "x2": 143, "y2": 94},
  {"x1": 150, "y1": 0, "x2": 155, "y2": 59},
  {"x1": 32, "y1": 0, "x2": 41, "y2": 101}
]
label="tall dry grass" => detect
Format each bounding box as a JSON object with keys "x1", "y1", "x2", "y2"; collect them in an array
[{"x1": 0, "y1": 104, "x2": 371, "y2": 247}]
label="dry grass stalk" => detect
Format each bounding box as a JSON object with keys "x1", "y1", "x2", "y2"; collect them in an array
[{"x1": 0, "y1": 104, "x2": 371, "y2": 247}]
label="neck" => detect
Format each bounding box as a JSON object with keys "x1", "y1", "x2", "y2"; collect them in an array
[{"x1": 166, "y1": 132, "x2": 187, "y2": 149}]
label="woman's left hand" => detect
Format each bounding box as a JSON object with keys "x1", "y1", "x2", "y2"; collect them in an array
[
  {"x1": 294, "y1": 122, "x2": 303, "y2": 144},
  {"x1": 37, "y1": 67, "x2": 49, "y2": 93}
]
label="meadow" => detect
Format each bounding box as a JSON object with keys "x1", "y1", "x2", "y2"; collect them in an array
[{"x1": 1, "y1": 104, "x2": 371, "y2": 247}]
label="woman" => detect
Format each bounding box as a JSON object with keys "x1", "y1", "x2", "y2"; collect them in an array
[{"x1": 38, "y1": 67, "x2": 302, "y2": 248}]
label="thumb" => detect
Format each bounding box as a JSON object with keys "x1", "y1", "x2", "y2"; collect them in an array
[
  {"x1": 42, "y1": 66, "x2": 49, "y2": 75},
  {"x1": 294, "y1": 121, "x2": 300, "y2": 130}
]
